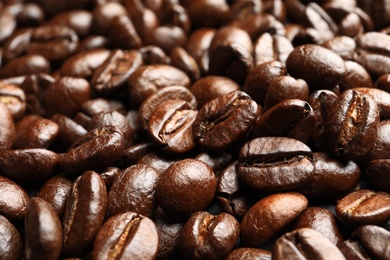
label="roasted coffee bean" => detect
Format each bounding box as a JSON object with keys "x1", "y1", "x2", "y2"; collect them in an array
[
  {"x1": 2, "y1": 28, "x2": 32, "y2": 62},
  {"x1": 91, "y1": 49, "x2": 143, "y2": 97},
  {"x1": 78, "y1": 35, "x2": 110, "y2": 52},
  {"x1": 148, "y1": 99, "x2": 197, "y2": 154},
  {"x1": 0, "y1": 214, "x2": 23, "y2": 260},
  {"x1": 225, "y1": 248, "x2": 271, "y2": 260},
  {"x1": 193, "y1": 90, "x2": 258, "y2": 152},
  {"x1": 325, "y1": 90, "x2": 379, "y2": 160},
  {"x1": 48, "y1": 10, "x2": 92, "y2": 38},
  {"x1": 241, "y1": 192, "x2": 308, "y2": 247},
  {"x1": 243, "y1": 60, "x2": 287, "y2": 105},
  {"x1": 0, "y1": 81, "x2": 26, "y2": 120},
  {"x1": 322, "y1": 35, "x2": 357, "y2": 60},
  {"x1": 0, "y1": 10, "x2": 16, "y2": 43},
  {"x1": 60, "y1": 48, "x2": 110, "y2": 78},
  {"x1": 151, "y1": 25, "x2": 187, "y2": 54},
  {"x1": 14, "y1": 114, "x2": 59, "y2": 149},
  {"x1": 99, "y1": 166, "x2": 121, "y2": 190},
  {"x1": 308, "y1": 90, "x2": 338, "y2": 149},
  {"x1": 0, "y1": 175, "x2": 28, "y2": 222},
  {"x1": 292, "y1": 207, "x2": 343, "y2": 246},
  {"x1": 338, "y1": 12, "x2": 363, "y2": 39},
  {"x1": 286, "y1": 44, "x2": 346, "y2": 91},
  {"x1": 237, "y1": 137, "x2": 314, "y2": 191},
  {"x1": 375, "y1": 73, "x2": 390, "y2": 93},
  {"x1": 254, "y1": 33, "x2": 293, "y2": 66},
  {"x1": 137, "y1": 151, "x2": 177, "y2": 175},
  {"x1": 45, "y1": 77, "x2": 91, "y2": 118},
  {"x1": 16, "y1": 3, "x2": 44, "y2": 27},
  {"x1": 139, "y1": 45, "x2": 169, "y2": 65},
  {"x1": 190, "y1": 76, "x2": 239, "y2": 109},
  {"x1": 361, "y1": 119, "x2": 390, "y2": 165},
  {"x1": 37, "y1": 175, "x2": 72, "y2": 219},
  {"x1": 24, "y1": 197, "x2": 62, "y2": 260},
  {"x1": 156, "y1": 158, "x2": 216, "y2": 219},
  {"x1": 195, "y1": 151, "x2": 232, "y2": 172},
  {"x1": 92, "y1": 212, "x2": 158, "y2": 260},
  {"x1": 0, "y1": 148, "x2": 58, "y2": 184},
  {"x1": 127, "y1": 64, "x2": 191, "y2": 108},
  {"x1": 178, "y1": 211, "x2": 240, "y2": 260},
  {"x1": 107, "y1": 164, "x2": 158, "y2": 218},
  {"x1": 297, "y1": 152, "x2": 360, "y2": 199},
  {"x1": 62, "y1": 171, "x2": 107, "y2": 258},
  {"x1": 356, "y1": 32, "x2": 390, "y2": 56},
  {"x1": 340, "y1": 61, "x2": 373, "y2": 91},
  {"x1": 119, "y1": 142, "x2": 155, "y2": 167},
  {"x1": 354, "y1": 87, "x2": 390, "y2": 119},
  {"x1": 340, "y1": 225, "x2": 390, "y2": 260},
  {"x1": 186, "y1": 0, "x2": 229, "y2": 28},
  {"x1": 81, "y1": 98, "x2": 125, "y2": 116},
  {"x1": 355, "y1": 52, "x2": 390, "y2": 78},
  {"x1": 272, "y1": 228, "x2": 346, "y2": 260},
  {"x1": 170, "y1": 46, "x2": 200, "y2": 82},
  {"x1": 251, "y1": 99, "x2": 315, "y2": 143},
  {"x1": 0, "y1": 102, "x2": 15, "y2": 150},
  {"x1": 88, "y1": 111, "x2": 134, "y2": 148},
  {"x1": 27, "y1": 24, "x2": 79, "y2": 62},
  {"x1": 366, "y1": 159, "x2": 390, "y2": 193},
  {"x1": 336, "y1": 189, "x2": 390, "y2": 227},
  {"x1": 264, "y1": 76, "x2": 309, "y2": 110},
  {"x1": 0, "y1": 54, "x2": 50, "y2": 78},
  {"x1": 59, "y1": 125, "x2": 125, "y2": 175},
  {"x1": 108, "y1": 15, "x2": 142, "y2": 50},
  {"x1": 91, "y1": 2, "x2": 128, "y2": 35},
  {"x1": 139, "y1": 85, "x2": 197, "y2": 131}
]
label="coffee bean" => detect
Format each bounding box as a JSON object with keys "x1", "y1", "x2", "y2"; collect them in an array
[
  {"x1": 254, "y1": 33, "x2": 293, "y2": 66},
  {"x1": 322, "y1": 35, "x2": 357, "y2": 60},
  {"x1": 0, "y1": 102, "x2": 15, "y2": 150},
  {"x1": 340, "y1": 61, "x2": 373, "y2": 91},
  {"x1": 225, "y1": 248, "x2": 271, "y2": 260},
  {"x1": 170, "y1": 46, "x2": 200, "y2": 82},
  {"x1": 92, "y1": 212, "x2": 158, "y2": 260},
  {"x1": 0, "y1": 175, "x2": 29, "y2": 222},
  {"x1": 0, "y1": 81, "x2": 26, "y2": 120},
  {"x1": 0, "y1": 54, "x2": 50, "y2": 78},
  {"x1": 195, "y1": 151, "x2": 232, "y2": 172},
  {"x1": 108, "y1": 15, "x2": 142, "y2": 50},
  {"x1": 0, "y1": 215, "x2": 23, "y2": 260},
  {"x1": 354, "y1": 87, "x2": 390, "y2": 119},
  {"x1": 48, "y1": 10, "x2": 92, "y2": 38},
  {"x1": 366, "y1": 159, "x2": 390, "y2": 193},
  {"x1": 2, "y1": 28, "x2": 32, "y2": 62}
]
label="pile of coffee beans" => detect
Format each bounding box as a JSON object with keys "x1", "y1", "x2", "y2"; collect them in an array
[{"x1": 1, "y1": 0, "x2": 390, "y2": 259}]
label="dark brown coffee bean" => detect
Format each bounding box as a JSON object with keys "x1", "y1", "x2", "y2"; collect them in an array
[
  {"x1": 354, "y1": 87, "x2": 390, "y2": 119},
  {"x1": 108, "y1": 15, "x2": 142, "y2": 50},
  {"x1": 361, "y1": 119, "x2": 390, "y2": 165},
  {"x1": 190, "y1": 76, "x2": 239, "y2": 109},
  {"x1": 27, "y1": 24, "x2": 79, "y2": 62},
  {"x1": 81, "y1": 97, "x2": 125, "y2": 117},
  {"x1": 0, "y1": 102, "x2": 15, "y2": 150},
  {"x1": 62, "y1": 171, "x2": 107, "y2": 258},
  {"x1": 60, "y1": 48, "x2": 110, "y2": 78},
  {"x1": 340, "y1": 61, "x2": 373, "y2": 91},
  {"x1": 254, "y1": 33, "x2": 293, "y2": 66},
  {"x1": 304, "y1": 2, "x2": 338, "y2": 43},
  {"x1": 24, "y1": 197, "x2": 62, "y2": 260},
  {"x1": 243, "y1": 60, "x2": 287, "y2": 105},
  {"x1": 241, "y1": 192, "x2": 308, "y2": 247},
  {"x1": 297, "y1": 152, "x2": 360, "y2": 199},
  {"x1": 92, "y1": 212, "x2": 158, "y2": 260},
  {"x1": 325, "y1": 90, "x2": 379, "y2": 160},
  {"x1": 0, "y1": 215, "x2": 23, "y2": 260},
  {"x1": 91, "y1": 49, "x2": 143, "y2": 97},
  {"x1": 286, "y1": 44, "x2": 346, "y2": 91},
  {"x1": 91, "y1": 2, "x2": 128, "y2": 35},
  {"x1": 272, "y1": 228, "x2": 346, "y2": 260},
  {"x1": 139, "y1": 85, "x2": 197, "y2": 131},
  {"x1": 127, "y1": 64, "x2": 191, "y2": 108},
  {"x1": 237, "y1": 137, "x2": 314, "y2": 191},
  {"x1": 0, "y1": 148, "x2": 59, "y2": 185},
  {"x1": 78, "y1": 35, "x2": 109, "y2": 52},
  {"x1": 251, "y1": 99, "x2": 315, "y2": 143},
  {"x1": 355, "y1": 52, "x2": 390, "y2": 78},
  {"x1": 336, "y1": 189, "x2": 390, "y2": 227},
  {"x1": 178, "y1": 211, "x2": 240, "y2": 260},
  {"x1": 338, "y1": 12, "x2": 363, "y2": 38},
  {"x1": 339, "y1": 239, "x2": 371, "y2": 260},
  {"x1": 225, "y1": 248, "x2": 271, "y2": 260},
  {"x1": 148, "y1": 99, "x2": 197, "y2": 154},
  {"x1": 322, "y1": 35, "x2": 357, "y2": 60},
  {"x1": 0, "y1": 54, "x2": 50, "y2": 78},
  {"x1": 228, "y1": 0, "x2": 262, "y2": 22},
  {"x1": 170, "y1": 46, "x2": 200, "y2": 82},
  {"x1": 0, "y1": 81, "x2": 26, "y2": 120},
  {"x1": 0, "y1": 10, "x2": 16, "y2": 43},
  {"x1": 0, "y1": 175, "x2": 28, "y2": 222},
  {"x1": 366, "y1": 159, "x2": 390, "y2": 193},
  {"x1": 107, "y1": 164, "x2": 158, "y2": 218},
  {"x1": 37, "y1": 175, "x2": 72, "y2": 219},
  {"x1": 151, "y1": 25, "x2": 187, "y2": 54},
  {"x1": 48, "y1": 9, "x2": 92, "y2": 37},
  {"x1": 375, "y1": 73, "x2": 390, "y2": 93},
  {"x1": 2, "y1": 28, "x2": 32, "y2": 62},
  {"x1": 356, "y1": 32, "x2": 390, "y2": 56},
  {"x1": 119, "y1": 142, "x2": 155, "y2": 168},
  {"x1": 99, "y1": 166, "x2": 121, "y2": 190},
  {"x1": 139, "y1": 45, "x2": 169, "y2": 65},
  {"x1": 193, "y1": 90, "x2": 258, "y2": 152},
  {"x1": 186, "y1": 0, "x2": 229, "y2": 28},
  {"x1": 14, "y1": 115, "x2": 59, "y2": 149},
  {"x1": 59, "y1": 125, "x2": 125, "y2": 175},
  {"x1": 292, "y1": 207, "x2": 343, "y2": 246},
  {"x1": 156, "y1": 159, "x2": 216, "y2": 219}
]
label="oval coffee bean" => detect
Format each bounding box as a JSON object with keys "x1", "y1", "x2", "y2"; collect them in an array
[
  {"x1": 62, "y1": 171, "x2": 107, "y2": 257},
  {"x1": 336, "y1": 189, "x2": 390, "y2": 227},
  {"x1": 237, "y1": 137, "x2": 314, "y2": 191},
  {"x1": 225, "y1": 248, "x2": 271, "y2": 260},
  {"x1": 156, "y1": 159, "x2": 216, "y2": 219},
  {"x1": 178, "y1": 211, "x2": 240, "y2": 260},
  {"x1": 0, "y1": 102, "x2": 15, "y2": 150},
  {"x1": 366, "y1": 159, "x2": 390, "y2": 193},
  {"x1": 0, "y1": 175, "x2": 29, "y2": 222},
  {"x1": 24, "y1": 197, "x2": 62, "y2": 260},
  {"x1": 0, "y1": 215, "x2": 23, "y2": 260},
  {"x1": 241, "y1": 192, "x2": 308, "y2": 247},
  {"x1": 0, "y1": 81, "x2": 26, "y2": 120},
  {"x1": 92, "y1": 212, "x2": 158, "y2": 259}
]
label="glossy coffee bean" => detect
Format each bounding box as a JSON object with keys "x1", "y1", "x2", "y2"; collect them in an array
[
  {"x1": 24, "y1": 197, "x2": 62, "y2": 260},
  {"x1": 225, "y1": 248, "x2": 271, "y2": 260},
  {"x1": 0, "y1": 175, "x2": 29, "y2": 222},
  {"x1": 0, "y1": 54, "x2": 50, "y2": 78},
  {"x1": 336, "y1": 189, "x2": 390, "y2": 227},
  {"x1": 366, "y1": 159, "x2": 390, "y2": 193},
  {"x1": 375, "y1": 74, "x2": 390, "y2": 93},
  {"x1": 170, "y1": 46, "x2": 200, "y2": 82},
  {"x1": 92, "y1": 212, "x2": 158, "y2": 260},
  {"x1": 148, "y1": 99, "x2": 197, "y2": 154},
  {"x1": 325, "y1": 90, "x2": 379, "y2": 160},
  {"x1": 107, "y1": 164, "x2": 158, "y2": 218},
  {"x1": 237, "y1": 137, "x2": 314, "y2": 191},
  {"x1": 99, "y1": 166, "x2": 121, "y2": 190},
  {"x1": 355, "y1": 52, "x2": 390, "y2": 78},
  {"x1": 178, "y1": 211, "x2": 240, "y2": 260},
  {"x1": 272, "y1": 228, "x2": 346, "y2": 260},
  {"x1": 340, "y1": 61, "x2": 373, "y2": 91},
  {"x1": 322, "y1": 35, "x2": 356, "y2": 60},
  {"x1": 286, "y1": 44, "x2": 346, "y2": 91},
  {"x1": 119, "y1": 142, "x2": 155, "y2": 168},
  {"x1": 62, "y1": 171, "x2": 107, "y2": 257},
  {"x1": 254, "y1": 33, "x2": 293, "y2": 66},
  {"x1": 241, "y1": 192, "x2": 308, "y2": 247},
  {"x1": 91, "y1": 2, "x2": 128, "y2": 35},
  {"x1": 354, "y1": 87, "x2": 390, "y2": 119},
  {"x1": 156, "y1": 159, "x2": 216, "y2": 219},
  {"x1": 48, "y1": 10, "x2": 92, "y2": 38},
  {"x1": 0, "y1": 215, "x2": 23, "y2": 260},
  {"x1": 59, "y1": 126, "x2": 125, "y2": 175},
  {"x1": 193, "y1": 91, "x2": 258, "y2": 152},
  {"x1": 108, "y1": 15, "x2": 142, "y2": 50},
  {"x1": 139, "y1": 45, "x2": 169, "y2": 65},
  {"x1": 0, "y1": 102, "x2": 15, "y2": 150},
  {"x1": 0, "y1": 81, "x2": 26, "y2": 120}
]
